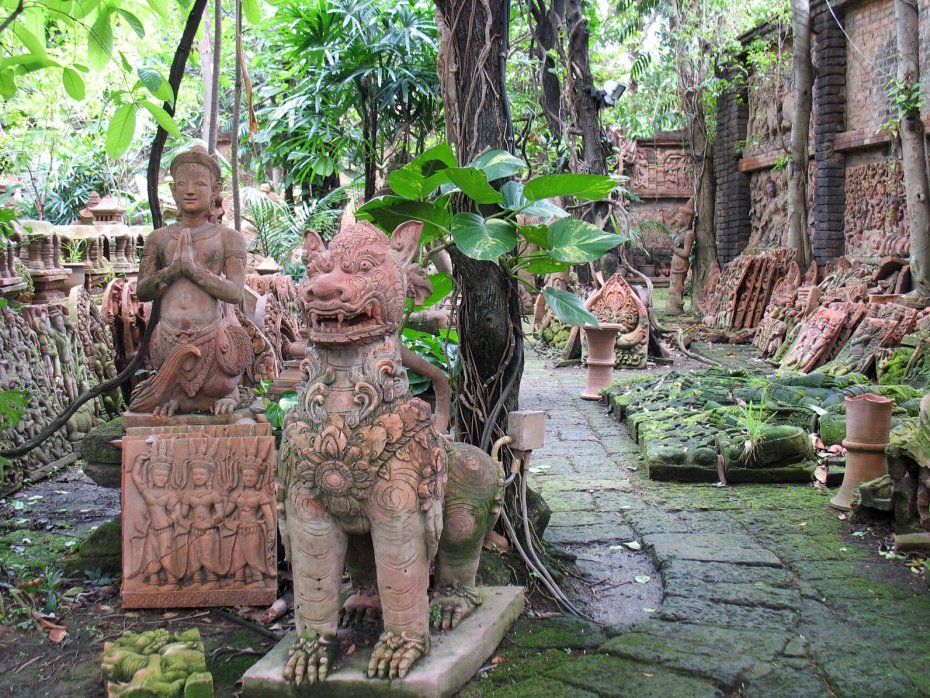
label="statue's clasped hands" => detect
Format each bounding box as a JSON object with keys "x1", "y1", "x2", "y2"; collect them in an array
[{"x1": 170, "y1": 227, "x2": 198, "y2": 279}]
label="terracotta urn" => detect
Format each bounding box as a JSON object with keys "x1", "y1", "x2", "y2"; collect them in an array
[
  {"x1": 63, "y1": 262, "x2": 86, "y2": 292},
  {"x1": 581, "y1": 323, "x2": 622, "y2": 401},
  {"x1": 830, "y1": 393, "x2": 893, "y2": 511}
]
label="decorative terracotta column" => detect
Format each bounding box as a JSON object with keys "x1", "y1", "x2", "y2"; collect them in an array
[
  {"x1": 830, "y1": 393, "x2": 893, "y2": 511},
  {"x1": 581, "y1": 323, "x2": 622, "y2": 400}
]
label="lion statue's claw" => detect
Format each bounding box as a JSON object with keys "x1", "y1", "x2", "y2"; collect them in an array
[
  {"x1": 430, "y1": 584, "x2": 482, "y2": 631},
  {"x1": 284, "y1": 632, "x2": 337, "y2": 686},
  {"x1": 339, "y1": 585, "x2": 381, "y2": 628},
  {"x1": 367, "y1": 630, "x2": 428, "y2": 680}
]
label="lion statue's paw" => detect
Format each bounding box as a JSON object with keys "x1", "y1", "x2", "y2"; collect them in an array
[
  {"x1": 339, "y1": 585, "x2": 381, "y2": 628},
  {"x1": 284, "y1": 631, "x2": 337, "y2": 685},
  {"x1": 367, "y1": 630, "x2": 429, "y2": 679},
  {"x1": 430, "y1": 584, "x2": 482, "y2": 631}
]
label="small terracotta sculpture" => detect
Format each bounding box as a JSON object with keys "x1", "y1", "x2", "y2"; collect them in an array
[
  {"x1": 668, "y1": 230, "x2": 695, "y2": 316},
  {"x1": 277, "y1": 221, "x2": 503, "y2": 685},
  {"x1": 131, "y1": 148, "x2": 251, "y2": 416}
]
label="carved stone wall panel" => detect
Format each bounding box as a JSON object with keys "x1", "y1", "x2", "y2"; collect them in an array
[
  {"x1": 628, "y1": 138, "x2": 693, "y2": 196},
  {"x1": 746, "y1": 50, "x2": 794, "y2": 158},
  {"x1": 0, "y1": 301, "x2": 116, "y2": 493},
  {"x1": 844, "y1": 162, "x2": 910, "y2": 258},
  {"x1": 121, "y1": 431, "x2": 278, "y2": 608}
]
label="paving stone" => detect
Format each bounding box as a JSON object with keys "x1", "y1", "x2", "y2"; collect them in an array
[
  {"x1": 545, "y1": 523, "x2": 636, "y2": 545},
  {"x1": 546, "y1": 654, "x2": 723, "y2": 698},
  {"x1": 661, "y1": 559, "x2": 795, "y2": 589},
  {"x1": 544, "y1": 490, "x2": 599, "y2": 512},
  {"x1": 599, "y1": 621, "x2": 790, "y2": 690},
  {"x1": 654, "y1": 596, "x2": 797, "y2": 630},
  {"x1": 643, "y1": 533, "x2": 783, "y2": 567},
  {"x1": 625, "y1": 509, "x2": 740, "y2": 536},
  {"x1": 664, "y1": 580, "x2": 802, "y2": 611},
  {"x1": 742, "y1": 666, "x2": 832, "y2": 697}
]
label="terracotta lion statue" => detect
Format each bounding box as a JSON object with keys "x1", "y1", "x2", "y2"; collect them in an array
[{"x1": 276, "y1": 220, "x2": 504, "y2": 684}]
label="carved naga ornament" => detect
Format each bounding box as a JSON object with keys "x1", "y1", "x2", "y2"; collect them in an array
[{"x1": 277, "y1": 221, "x2": 503, "y2": 685}]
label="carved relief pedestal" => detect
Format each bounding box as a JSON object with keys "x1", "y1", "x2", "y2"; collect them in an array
[
  {"x1": 581, "y1": 324, "x2": 622, "y2": 400},
  {"x1": 120, "y1": 420, "x2": 278, "y2": 608}
]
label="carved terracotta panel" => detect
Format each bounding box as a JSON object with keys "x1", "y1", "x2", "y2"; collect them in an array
[
  {"x1": 845, "y1": 162, "x2": 910, "y2": 259},
  {"x1": 587, "y1": 273, "x2": 649, "y2": 368},
  {"x1": 781, "y1": 305, "x2": 847, "y2": 372},
  {"x1": 121, "y1": 431, "x2": 277, "y2": 608}
]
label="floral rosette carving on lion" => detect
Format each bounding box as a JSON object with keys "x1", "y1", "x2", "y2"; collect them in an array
[{"x1": 277, "y1": 220, "x2": 504, "y2": 685}]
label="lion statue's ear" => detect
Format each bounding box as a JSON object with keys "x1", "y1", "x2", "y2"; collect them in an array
[
  {"x1": 302, "y1": 229, "x2": 324, "y2": 265},
  {"x1": 390, "y1": 221, "x2": 423, "y2": 268}
]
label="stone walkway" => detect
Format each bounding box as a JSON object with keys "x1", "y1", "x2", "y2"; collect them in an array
[{"x1": 463, "y1": 352, "x2": 930, "y2": 697}]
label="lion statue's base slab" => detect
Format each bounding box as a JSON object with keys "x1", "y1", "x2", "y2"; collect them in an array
[{"x1": 241, "y1": 586, "x2": 524, "y2": 697}]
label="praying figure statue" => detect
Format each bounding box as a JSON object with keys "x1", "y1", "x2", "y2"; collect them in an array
[
  {"x1": 667, "y1": 198, "x2": 695, "y2": 316},
  {"x1": 131, "y1": 147, "x2": 252, "y2": 417}
]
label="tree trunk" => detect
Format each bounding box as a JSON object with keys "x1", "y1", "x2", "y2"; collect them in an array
[
  {"x1": 894, "y1": 0, "x2": 930, "y2": 300},
  {"x1": 786, "y1": 0, "x2": 813, "y2": 270},
  {"x1": 566, "y1": 0, "x2": 608, "y2": 178},
  {"x1": 527, "y1": 0, "x2": 566, "y2": 141},
  {"x1": 435, "y1": 0, "x2": 521, "y2": 449},
  {"x1": 670, "y1": 0, "x2": 716, "y2": 304},
  {"x1": 207, "y1": 0, "x2": 222, "y2": 154},
  {"x1": 200, "y1": 6, "x2": 214, "y2": 144}
]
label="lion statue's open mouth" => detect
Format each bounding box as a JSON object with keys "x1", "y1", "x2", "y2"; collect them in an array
[{"x1": 306, "y1": 297, "x2": 391, "y2": 344}]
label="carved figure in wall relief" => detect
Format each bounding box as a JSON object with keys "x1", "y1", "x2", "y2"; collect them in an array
[
  {"x1": 277, "y1": 221, "x2": 504, "y2": 684},
  {"x1": 131, "y1": 147, "x2": 251, "y2": 417},
  {"x1": 128, "y1": 439, "x2": 182, "y2": 587},
  {"x1": 227, "y1": 442, "x2": 276, "y2": 587},
  {"x1": 173, "y1": 444, "x2": 231, "y2": 590}
]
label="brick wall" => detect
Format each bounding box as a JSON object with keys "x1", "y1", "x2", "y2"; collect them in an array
[{"x1": 714, "y1": 0, "x2": 930, "y2": 265}]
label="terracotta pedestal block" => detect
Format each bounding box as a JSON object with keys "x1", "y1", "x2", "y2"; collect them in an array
[
  {"x1": 831, "y1": 394, "x2": 893, "y2": 511},
  {"x1": 120, "y1": 422, "x2": 277, "y2": 608},
  {"x1": 241, "y1": 587, "x2": 525, "y2": 697},
  {"x1": 581, "y1": 324, "x2": 622, "y2": 400}
]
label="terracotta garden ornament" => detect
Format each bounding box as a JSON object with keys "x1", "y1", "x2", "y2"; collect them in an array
[
  {"x1": 831, "y1": 393, "x2": 894, "y2": 511},
  {"x1": 131, "y1": 147, "x2": 251, "y2": 417},
  {"x1": 666, "y1": 199, "x2": 695, "y2": 316},
  {"x1": 277, "y1": 221, "x2": 504, "y2": 685}
]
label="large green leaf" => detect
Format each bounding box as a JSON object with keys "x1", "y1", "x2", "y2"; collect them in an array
[
  {"x1": 501, "y1": 181, "x2": 569, "y2": 218},
  {"x1": 355, "y1": 197, "x2": 450, "y2": 242},
  {"x1": 13, "y1": 25, "x2": 46, "y2": 59},
  {"x1": 61, "y1": 67, "x2": 86, "y2": 100},
  {"x1": 116, "y1": 8, "x2": 145, "y2": 38},
  {"x1": 520, "y1": 252, "x2": 574, "y2": 274},
  {"x1": 137, "y1": 67, "x2": 174, "y2": 105},
  {"x1": 543, "y1": 287, "x2": 598, "y2": 327},
  {"x1": 141, "y1": 100, "x2": 181, "y2": 137},
  {"x1": 547, "y1": 218, "x2": 625, "y2": 262},
  {"x1": 450, "y1": 213, "x2": 516, "y2": 261},
  {"x1": 517, "y1": 223, "x2": 550, "y2": 249},
  {"x1": 145, "y1": 0, "x2": 169, "y2": 17},
  {"x1": 0, "y1": 388, "x2": 30, "y2": 429},
  {"x1": 0, "y1": 70, "x2": 16, "y2": 99},
  {"x1": 88, "y1": 8, "x2": 114, "y2": 70},
  {"x1": 243, "y1": 0, "x2": 261, "y2": 23},
  {"x1": 524, "y1": 173, "x2": 617, "y2": 202},
  {"x1": 388, "y1": 167, "x2": 424, "y2": 200},
  {"x1": 106, "y1": 103, "x2": 137, "y2": 159},
  {"x1": 468, "y1": 150, "x2": 526, "y2": 181},
  {"x1": 445, "y1": 167, "x2": 503, "y2": 205}
]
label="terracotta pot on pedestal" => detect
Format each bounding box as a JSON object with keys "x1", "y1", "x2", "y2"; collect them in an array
[
  {"x1": 830, "y1": 393, "x2": 893, "y2": 511},
  {"x1": 581, "y1": 324, "x2": 621, "y2": 401}
]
